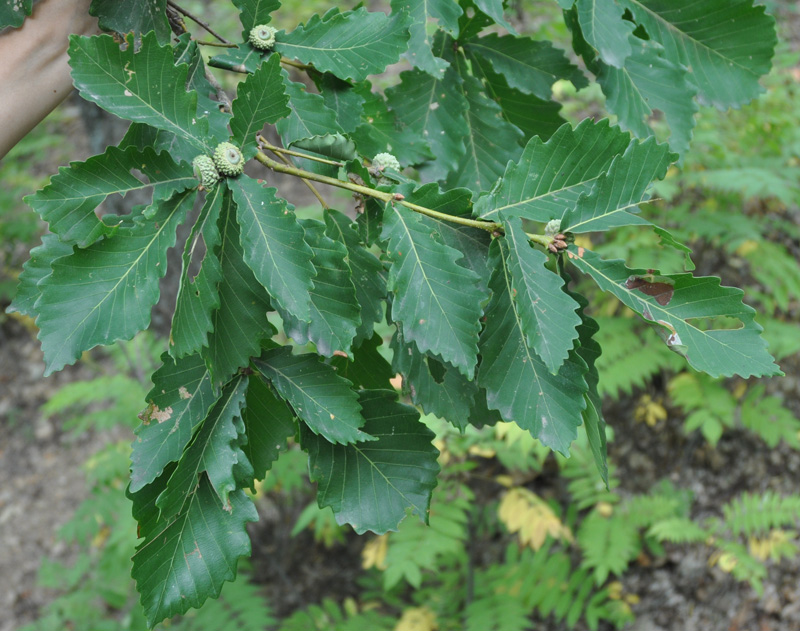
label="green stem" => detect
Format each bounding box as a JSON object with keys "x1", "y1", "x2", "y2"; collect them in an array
[
  {"x1": 280, "y1": 57, "x2": 311, "y2": 70},
  {"x1": 254, "y1": 150, "x2": 502, "y2": 233},
  {"x1": 259, "y1": 137, "x2": 343, "y2": 167},
  {"x1": 526, "y1": 232, "x2": 552, "y2": 248},
  {"x1": 195, "y1": 40, "x2": 238, "y2": 48}
]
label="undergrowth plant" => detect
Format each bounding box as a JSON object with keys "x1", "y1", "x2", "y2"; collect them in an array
[{"x1": 4, "y1": 0, "x2": 789, "y2": 626}]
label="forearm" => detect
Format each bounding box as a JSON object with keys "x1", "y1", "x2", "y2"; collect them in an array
[{"x1": 0, "y1": 0, "x2": 98, "y2": 160}]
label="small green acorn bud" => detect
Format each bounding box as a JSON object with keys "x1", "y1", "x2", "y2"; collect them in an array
[
  {"x1": 249, "y1": 24, "x2": 277, "y2": 51},
  {"x1": 544, "y1": 219, "x2": 562, "y2": 238},
  {"x1": 192, "y1": 154, "x2": 220, "y2": 189},
  {"x1": 372, "y1": 152, "x2": 401, "y2": 172},
  {"x1": 213, "y1": 142, "x2": 245, "y2": 177}
]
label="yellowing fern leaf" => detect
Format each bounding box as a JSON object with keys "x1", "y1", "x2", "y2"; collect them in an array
[
  {"x1": 499, "y1": 487, "x2": 573, "y2": 550},
  {"x1": 395, "y1": 607, "x2": 438, "y2": 631},
  {"x1": 362, "y1": 534, "x2": 389, "y2": 570}
]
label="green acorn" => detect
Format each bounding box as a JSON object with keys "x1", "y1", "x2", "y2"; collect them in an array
[
  {"x1": 544, "y1": 219, "x2": 562, "y2": 238},
  {"x1": 249, "y1": 24, "x2": 277, "y2": 51},
  {"x1": 372, "y1": 152, "x2": 401, "y2": 173},
  {"x1": 213, "y1": 142, "x2": 245, "y2": 177},
  {"x1": 192, "y1": 154, "x2": 220, "y2": 189}
]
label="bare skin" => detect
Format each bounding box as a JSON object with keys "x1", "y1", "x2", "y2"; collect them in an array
[{"x1": 0, "y1": 0, "x2": 99, "y2": 160}]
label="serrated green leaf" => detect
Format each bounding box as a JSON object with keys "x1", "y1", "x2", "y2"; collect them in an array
[
  {"x1": 36, "y1": 189, "x2": 196, "y2": 375},
  {"x1": 472, "y1": 0, "x2": 516, "y2": 33},
  {"x1": 424, "y1": 201, "x2": 492, "y2": 287},
  {"x1": 654, "y1": 226, "x2": 695, "y2": 271},
  {"x1": 208, "y1": 43, "x2": 264, "y2": 75},
  {"x1": 317, "y1": 74, "x2": 366, "y2": 133},
  {"x1": 568, "y1": 284, "x2": 608, "y2": 485},
  {"x1": 274, "y1": 8, "x2": 411, "y2": 82},
  {"x1": 351, "y1": 84, "x2": 434, "y2": 167},
  {"x1": 130, "y1": 352, "x2": 220, "y2": 493},
  {"x1": 233, "y1": 0, "x2": 282, "y2": 37},
  {"x1": 324, "y1": 209, "x2": 386, "y2": 344},
  {"x1": 575, "y1": 0, "x2": 634, "y2": 68},
  {"x1": 390, "y1": 0, "x2": 462, "y2": 76},
  {"x1": 392, "y1": 330, "x2": 476, "y2": 431},
  {"x1": 304, "y1": 389, "x2": 440, "y2": 534},
  {"x1": 131, "y1": 478, "x2": 257, "y2": 627},
  {"x1": 465, "y1": 33, "x2": 586, "y2": 100},
  {"x1": 0, "y1": 0, "x2": 31, "y2": 28},
  {"x1": 118, "y1": 122, "x2": 201, "y2": 166},
  {"x1": 501, "y1": 217, "x2": 581, "y2": 372},
  {"x1": 254, "y1": 347, "x2": 371, "y2": 444},
  {"x1": 174, "y1": 35, "x2": 232, "y2": 145},
  {"x1": 68, "y1": 33, "x2": 209, "y2": 152},
  {"x1": 291, "y1": 133, "x2": 357, "y2": 161},
  {"x1": 242, "y1": 375, "x2": 296, "y2": 481},
  {"x1": 618, "y1": 0, "x2": 776, "y2": 109},
  {"x1": 26, "y1": 145, "x2": 194, "y2": 247},
  {"x1": 89, "y1": 0, "x2": 170, "y2": 43},
  {"x1": 202, "y1": 188, "x2": 275, "y2": 388},
  {"x1": 329, "y1": 333, "x2": 394, "y2": 390},
  {"x1": 170, "y1": 186, "x2": 225, "y2": 359},
  {"x1": 386, "y1": 66, "x2": 468, "y2": 181},
  {"x1": 474, "y1": 118, "x2": 632, "y2": 221},
  {"x1": 567, "y1": 247, "x2": 782, "y2": 378},
  {"x1": 561, "y1": 136, "x2": 673, "y2": 233},
  {"x1": 596, "y1": 37, "x2": 697, "y2": 158},
  {"x1": 7, "y1": 234, "x2": 73, "y2": 318},
  {"x1": 156, "y1": 376, "x2": 249, "y2": 519},
  {"x1": 478, "y1": 240, "x2": 588, "y2": 454},
  {"x1": 279, "y1": 219, "x2": 360, "y2": 357},
  {"x1": 444, "y1": 69, "x2": 523, "y2": 193},
  {"x1": 468, "y1": 51, "x2": 566, "y2": 144},
  {"x1": 231, "y1": 54, "x2": 290, "y2": 159},
  {"x1": 382, "y1": 201, "x2": 484, "y2": 378},
  {"x1": 277, "y1": 70, "x2": 345, "y2": 146},
  {"x1": 230, "y1": 175, "x2": 315, "y2": 322}
]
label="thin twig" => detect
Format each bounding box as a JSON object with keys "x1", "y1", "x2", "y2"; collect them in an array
[
  {"x1": 258, "y1": 136, "x2": 343, "y2": 167},
  {"x1": 254, "y1": 150, "x2": 503, "y2": 233},
  {"x1": 194, "y1": 39, "x2": 238, "y2": 48},
  {"x1": 166, "y1": 1, "x2": 232, "y2": 44},
  {"x1": 280, "y1": 57, "x2": 312, "y2": 70},
  {"x1": 203, "y1": 67, "x2": 232, "y2": 113},
  {"x1": 268, "y1": 149, "x2": 330, "y2": 210}
]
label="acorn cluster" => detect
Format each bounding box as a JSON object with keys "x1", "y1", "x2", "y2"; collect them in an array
[{"x1": 192, "y1": 142, "x2": 245, "y2": 189}]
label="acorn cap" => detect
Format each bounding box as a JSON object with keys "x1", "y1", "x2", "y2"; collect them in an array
[
  {"x1": 213, "y1": 142, "x2": 245, "y2": 177},
  {"x1": 249, "y1": 25, "x2": 277, "y2": 51}
]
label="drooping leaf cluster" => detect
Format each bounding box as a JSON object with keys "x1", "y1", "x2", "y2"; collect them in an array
[{"x1": 5, "y1": 0, "x2": 781, "y2": 626}]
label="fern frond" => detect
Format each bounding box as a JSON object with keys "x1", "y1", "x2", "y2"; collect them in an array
[
  {"x1": 465, "y1": 593, "x2": 531, "y2": 631},
  {"x1": 484, "y1": 544, "x2": 631, "y2": 630},
  {"x1": 577, "y1": 510, "x2": 640, "y2": 585},
  {"x1": 721, "y1": 492, "x2": 800, "y2": 538},
  {"x1": 382, "y1": 482, "x2": 471, "y2": 589},
  {"x1": 172, "y1": 573, "x2": 276, "y2": 631},
  {"x1": 625, "y1": 480, "x2": 692, "y2": 529},
  {"x1": 647, "y1": 517, "x2": 709, "y2": 544},
  {"x1": 740, "y1": 386, "x2": 800, "y2": 449},
  {"x1": 560, "y1": 438, "x2": 620, "y2": 510},
  {"x1": 740, "y1": 240, "x2": 800, "y2": 313},
  {"x1": 594, "y1": 317, "x2": 682, "y2": 399},
  {"x1": 279, "y1": 598, "x2": 394, "y2": 631}
]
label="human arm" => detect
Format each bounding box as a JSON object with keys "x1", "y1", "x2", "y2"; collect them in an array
[{"x1": 0, "y1": 0, "x2": 99, "y2": 160}]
